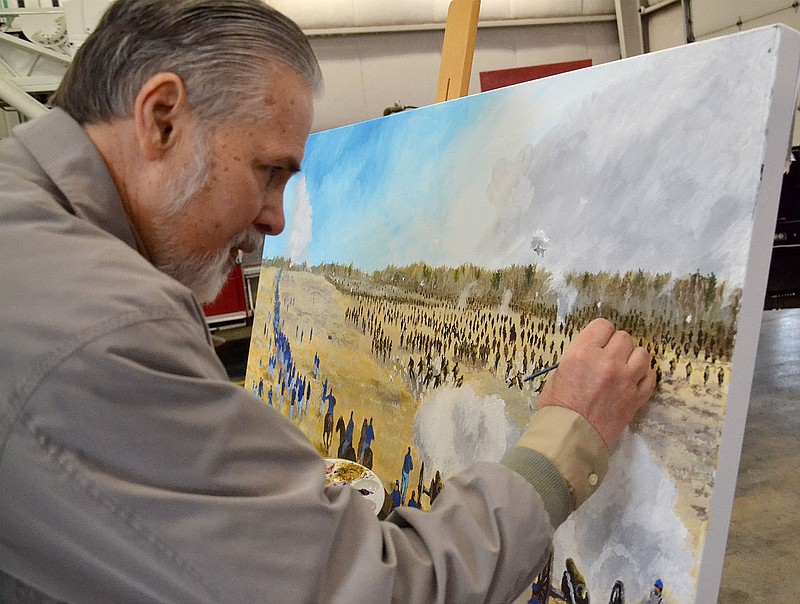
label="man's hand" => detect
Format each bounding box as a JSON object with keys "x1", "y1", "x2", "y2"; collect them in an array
[{"x1": 538, "y1": 318, "x2": 656, "y2": 448}]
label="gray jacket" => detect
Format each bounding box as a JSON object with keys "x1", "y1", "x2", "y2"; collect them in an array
[{"x1": 1, "y1": 109, "x2": 565, "y2": 603}]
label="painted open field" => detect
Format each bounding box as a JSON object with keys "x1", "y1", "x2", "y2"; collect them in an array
[{"x1": 246, "y1": 262, "x2": 732, "y2": 567}]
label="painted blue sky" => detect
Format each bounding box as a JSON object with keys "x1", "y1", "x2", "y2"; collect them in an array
[{"x1": 264, "y1": 27, "x2": 783, "y2": 289}]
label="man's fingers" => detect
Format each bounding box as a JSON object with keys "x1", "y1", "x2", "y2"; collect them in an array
[
  {"x1": 574, "y1": 318, "x2": 615, "y2": 348},
  {"x1": 637, "y1": 366, "x2": 658, "y2": 400},
  {"x1": 627, "y1": 346, "x2": 651, "y2": 376},
  {"x1": 571, "y1": 321, "x2": 657, "y2": 403},
  {"x1": 606, "y1": 330, "x2": 635, "y2": 361}
]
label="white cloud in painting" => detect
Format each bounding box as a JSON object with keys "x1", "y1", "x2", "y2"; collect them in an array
[
  {"x1": 412, "y1": 385, "x2": 519, "y2": 477},
  {"x1": 285, "y1": 174, "x2": 313, "y2": 265},
  {"x1": 484, "y1": 143, "x2": 537, "y2": 241},
  {"x1": 553, "y1": 432, "x2": 695, "y2": 603},
  {"x1": 413, "y1": 387, "x2": 697, "y2": 602},
  {"x1": 446, "y1": 32, "x2": 774, "y2": 289},
  {"x1": 283, "y1": 30, "x2": 776, "y2": 289},
  {"x1": 286, "y1": 30, "x2": 775, "y2": 290}
]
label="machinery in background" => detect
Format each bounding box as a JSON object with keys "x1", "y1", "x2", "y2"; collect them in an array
[
  {"x1": 2, "y1": 0, "x2": 262, "y2": 331},
  {"x1": 0, "y1": 1, "x2": 112, "y2": 120},
  {"x1": 202, "y1": 247, "x2": 265, "y2": 331},
  {"x1": 765, "y1": 146, "x2": 800, "y2": 310},
  {"x1": 202, "y1": 264, "x2": 251, "y2": 330}
]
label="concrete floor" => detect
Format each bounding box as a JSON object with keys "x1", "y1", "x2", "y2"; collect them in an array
[{"x1": 719, "y1": 308, "x2": 800, "y2": 602}]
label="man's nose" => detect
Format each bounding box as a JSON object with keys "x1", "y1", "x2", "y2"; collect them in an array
[{"x1": 255, "y1": 196, "x2": 286, "y2": 236}]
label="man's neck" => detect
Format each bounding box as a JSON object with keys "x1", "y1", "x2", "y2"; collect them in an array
[{"x1": 83, "y1": 120, "x2": 153, "y2": 261}]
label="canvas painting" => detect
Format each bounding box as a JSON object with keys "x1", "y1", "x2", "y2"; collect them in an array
[{"x1": 245, "y1": 26, "x2": 800, "y2": 603}]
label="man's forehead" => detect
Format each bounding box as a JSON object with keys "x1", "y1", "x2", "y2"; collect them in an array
[
  {"x1": 217, "y1": 101, "x2": 311, "y2": 151},
  {"x1": 215, "y1": 121, "x2": 305, "y2": 162}
]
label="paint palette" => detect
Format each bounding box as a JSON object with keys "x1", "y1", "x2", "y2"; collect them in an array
[{"x1": 324, "y1": 458, "x2": 385, "y2": 515}]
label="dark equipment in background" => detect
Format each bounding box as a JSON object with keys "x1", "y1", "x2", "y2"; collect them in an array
[
  {"x1": 383, "y1": 101, "x2": 417, "y2": 116},
  {"x1": 765, "y1": 146, "x2": 800, "y2": 309}
]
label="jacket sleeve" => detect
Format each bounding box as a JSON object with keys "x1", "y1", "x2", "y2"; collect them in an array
[
  {"x1": 2, "y1": 312, "x2": 556, "y2": 604},
  {"x1": 502, "y1": 407, "x2": 610, "y2": 528}
]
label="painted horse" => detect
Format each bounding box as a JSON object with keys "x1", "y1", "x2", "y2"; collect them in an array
[
  {"x1": 335, "y1": 415, "x2": 357, "y2": 461},
  {"x1": 322, "y1": 411, "x2": 334, "y2": 454}
]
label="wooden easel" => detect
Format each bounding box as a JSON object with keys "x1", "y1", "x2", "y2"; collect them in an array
[{"x1": 435, "y1": 0, "x2": 481, "y2": 103}]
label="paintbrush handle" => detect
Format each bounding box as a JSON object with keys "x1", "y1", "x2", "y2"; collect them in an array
[{"x1": 522, "y1": 363, "x2": 560, "y2": 382}]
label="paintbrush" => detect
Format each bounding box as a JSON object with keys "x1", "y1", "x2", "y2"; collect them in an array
[{"x1": 522, "y1": 363, "x2": 559, "y2": 382}]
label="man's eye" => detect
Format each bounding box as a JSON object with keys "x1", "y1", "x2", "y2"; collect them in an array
[{"x1": 263, "y1": 166, "x2": 280, "y2": 181}]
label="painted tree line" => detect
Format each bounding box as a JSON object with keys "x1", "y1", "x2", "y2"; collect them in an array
[{"x1": 263, "y1": 258, "x2": 740, "y2": 361}]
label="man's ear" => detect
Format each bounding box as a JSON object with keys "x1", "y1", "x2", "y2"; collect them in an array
[{"x1": 133, "y1": 72, "x2": 189, "y2": 160}]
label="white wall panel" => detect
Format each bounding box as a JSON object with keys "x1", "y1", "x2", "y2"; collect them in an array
[
  {"x1": 353, "y1": 0, "x2": 436, "y2": 27},
  {"x1": 308, "y1": 20, "x2": 621, "y2": 131},
  {"x1": 452, "y1": 0, "x2": 511, "y2": 22},
  {"x1": 269, "y1": 0, "x2": 356, "y2": 29},
  {"x1": 469, "y1": 22, "x2": 620, "y2": 94},
  {"x1": 307, "y1": 36, "x2": 370, "y2": 131},
  {"x1": 645, "y1": 3, "x2": 686, "y2": 52},
  {"x1": 510, "y1": 0, "x2": 583, "y2": 19},
  {"x1": 691, "y1": 0, "x2": 795, "y2": 38},
  {"x1": 512, "y1": 23, "x2": 594, "y2": 67},
  {"x1": 583, "y1": 0, "x2": 619, "y2": 16},
  {"x1": 468, "y1": 27, "x2": 520, "y2": 88},
  {"x1": 273, "y1": 0, "x2": 617, "y2": 31},
  {"x1": 273, "y1": 2, "x2": 622, "y2": 131},
  {"x1": 585, "y1": 20, "x2": 624, "y2": 64},
  {"x1": 357, "y1": 32, "x2": 443, "y2": 118},
  {"x1": 696, "y1": 6, "x2": 800, "y2": 39}
]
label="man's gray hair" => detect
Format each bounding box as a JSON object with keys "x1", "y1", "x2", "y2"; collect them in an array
[{"x1": 52, "y1": 0, "x2": 322, "y2": 124}]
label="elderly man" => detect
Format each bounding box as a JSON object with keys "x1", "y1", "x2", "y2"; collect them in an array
[{"x1": 0, "y1": 1, "x2": 655, "y2": 602}]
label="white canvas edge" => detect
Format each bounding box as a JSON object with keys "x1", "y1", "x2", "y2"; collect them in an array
[{"x1": 695, "y1": 24, "x2": 800, "y2": 604}]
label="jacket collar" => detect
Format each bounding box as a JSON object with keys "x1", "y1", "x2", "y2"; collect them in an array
[{"x1": 13, "y1": 107, "x2": 146, "y2": 256}]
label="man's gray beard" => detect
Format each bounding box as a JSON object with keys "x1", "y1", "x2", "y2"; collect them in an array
[
  {"x1": 157, "y1": 228, "x2": 261, "y2": 305},
  {"x1": 150, "y1": 135, "x2": 262, "y2": 305}
]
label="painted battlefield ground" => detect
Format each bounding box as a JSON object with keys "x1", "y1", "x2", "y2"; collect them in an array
[{"x1": 245, "y1": 258, "x2": 737, "y2": 574}]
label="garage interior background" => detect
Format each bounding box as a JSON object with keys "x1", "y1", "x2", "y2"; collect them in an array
[
  {"x1": 1, "y1": 2, "x2": 799, "y2": 603},
  {"x1": 2, "y1": 1, "x2": 800, "y2": 137}
]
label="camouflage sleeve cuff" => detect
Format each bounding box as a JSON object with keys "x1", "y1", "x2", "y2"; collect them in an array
[
  {"x1": 507, "y1": 406, "x2": 609, "y2": 515},
  {"x1": 500, "y1": 446, "x2": 573, "y2": 529}
]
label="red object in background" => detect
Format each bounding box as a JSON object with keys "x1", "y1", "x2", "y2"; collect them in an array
[
  {"x1": 202, "y1": 264, "x2": 249, "y2": 325},
  {"x1": 479, "y1": 59, "x2": 593, "y2": 92}
]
